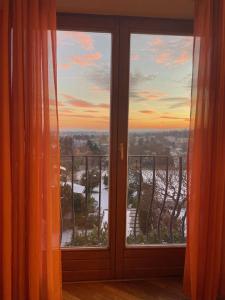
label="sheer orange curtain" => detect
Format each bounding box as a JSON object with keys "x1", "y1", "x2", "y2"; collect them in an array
[
  {"x1": 0, "y1": 0, "x2": 62, "y2": 299},
  {"x1": 184, "y1": 0, "x2": 225, "y2": 299}
]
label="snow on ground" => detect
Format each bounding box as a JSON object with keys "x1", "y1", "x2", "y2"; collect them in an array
[{"x1": 61, "y1": 229, "x2": 73, "y2": 246}]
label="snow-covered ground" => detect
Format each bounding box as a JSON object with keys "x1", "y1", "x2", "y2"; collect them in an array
[{"x1": 61, "y1": 229, "x2": 73, "y2": 246}]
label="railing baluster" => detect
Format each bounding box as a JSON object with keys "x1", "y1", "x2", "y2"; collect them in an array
[
  {"x1": 169, "y1": 156, "x2": 183, "y2": 243},
  {"x1": 181, "y1": 210, "x2": 187, "y2": 242},
  {"x1": 71, "y1": 156, "x2": 75, "y2": 243},
  {"x1": 146, "y1": 156, "x2": 156, "y2": 238},
  {"x1": 134, "y1": 156, "x2": 142, "y2": 238},
  {"x1": 98, "y1": 156, "x2": 102, "y2": 242},
  {"x1": 85, "y1": 156, "x2": 88, "y2": 239},
  {"x1": 157, "y1": 156, "x2": 169, "y2": 242},
  {"x1": 60, "y1": 198, "x2": 63, "y2": 243}
]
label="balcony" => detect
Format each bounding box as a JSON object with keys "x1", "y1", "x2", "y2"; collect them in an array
[{"x1": 60, "y1": 155, "x2": 187, "y2": 247}]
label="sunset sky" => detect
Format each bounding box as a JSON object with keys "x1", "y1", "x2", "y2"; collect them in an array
[{"x1": 57, "y1": 31, "x2": 193, "y2": 131}]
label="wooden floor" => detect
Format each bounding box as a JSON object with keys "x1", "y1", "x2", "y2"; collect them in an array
[{"x1": 63, "y1": 277, "x2": 188, "y2": 300}]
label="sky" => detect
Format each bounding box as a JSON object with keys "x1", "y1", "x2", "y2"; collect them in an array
[{"x1": 57, "y1": 31, "x2": 193, "y2": 131}]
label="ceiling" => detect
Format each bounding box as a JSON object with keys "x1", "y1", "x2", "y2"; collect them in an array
[{"x1": 56, "y1": 0, "x2": 194, "y2": 20}]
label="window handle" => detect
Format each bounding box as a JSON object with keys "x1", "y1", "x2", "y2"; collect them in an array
[{"x1": 119, "y1": 143, "x2": 124, "y2": 161}]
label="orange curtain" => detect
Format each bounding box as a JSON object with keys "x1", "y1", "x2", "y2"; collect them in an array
[
  {"x1": 0, "y1": 0, "x2": 62, "y2": 299},
  {"x1": 184, "y1": 0, "x2": 225, "y2": 299}
]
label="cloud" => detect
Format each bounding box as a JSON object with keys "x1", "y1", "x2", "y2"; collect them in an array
[
  {"x1": 91, "y1": 85, "x2": 109, "y2": 93},
  {"x1": 133, "y1": 35, "x2": 193, "y2": 67},
  {"x1": 157, "y1": 97, "x2": 190, "y2": 109},
  {"x1": 60, "y1": 94, "x2": 109, "y2": 108},
  {"x1": 169, "y1": 101, "x2": 190, "y2": 109},
  {"x1": 159, "y1": 97, "x2": 189, "y2": 102},
  {"x1": 154, "y1": 50, "x2": 191, "y2": 66},
  {"x1": 164, "y1": 36, "x2": 193, "y2": 53},
  {"x1": 57, "y1": 52, "x2": 102, "y2": 70},
  {"x1": 130, "y1": 90, "x2": 167, "y2": 102},
  {"x1": 155, "y1": 52, "x2": 172, "y2": 64},
  {"x1": 131, "y1": 54, "x2": 140, "y2": 61},
  {"x1": 150, "y1": 36, "x2": 193, "y2": 66},
  {"x1": 130, "y1": 72, "x2": 157, "y2": 87},
  {"x1": 139, "y1": 91, "x2": 167, "y2": 100},
  {"x1": 87, "y1": 68, "x2": 156, "y2": 94},
  {"x1": 84, "y1": 110, "x2": 99, "y2": 113},
  {"x1": 87, "y1": 64, "x2": 111, "y2": 92},
  {"x1": 58, "y1": 109, "x2": 74, "y2": 114},
  {"x1": 146, "y1": 37, "x2": 164, "y2": 54},
  {"x1": 150, "y1": 37, "x2": 164, "y2": 47},
  {"x1": 71, "y1": 52, "x2": 102, "y2": 66},
  {"x1": 63, "y1": 32, "x2": 94, "y2": 50},
  {"x1": 174, "y1": 52, "x2": 190, "y2": 64},
  {"x1": 58, "y1": 63, "x2": 71, "y2": 70},
  {"x1": 139, "y1": 110, "x2": 155, "y2": 114},
  {"x1": 160, "y1": 115, "x2": 189, "y2": 121},
  {"x1": 67, "y1": 114, "x2": 108, "y2": 120},
  {"x1": 174, "y1": 73, "x2": 192, "y2": 90}
]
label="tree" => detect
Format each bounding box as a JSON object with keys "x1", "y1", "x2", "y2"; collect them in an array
[
  {"x1": 80, "y1": 168, "x2": 100, "y2": 193},
  {"x1": 60, "y1": 136, "x2": 73, "y2": 155},
  {"x1": 127, "y1": 167, "x2": 141, "y2": 208},
  {"x1": 61, "y1": 183, "x2": 73, "y2": 231},
  {"x1": 87, "y1": 140, "x2": 100, "y2": 154},
  {"x1": 103, "y1": 173, "x2": 108, "y2": 186}
]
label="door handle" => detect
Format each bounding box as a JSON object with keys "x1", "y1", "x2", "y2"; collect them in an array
[{"x1": 119, "y1": 143, "x2": 124, "y2": 161}]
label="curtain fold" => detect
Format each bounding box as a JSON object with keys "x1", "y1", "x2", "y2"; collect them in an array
[
  {"x1": 0, "y1": 0, "x2": 62, "y2": 299},
  {"x1": 184, "y1": 0, "x2": 225, "y2": 299}
]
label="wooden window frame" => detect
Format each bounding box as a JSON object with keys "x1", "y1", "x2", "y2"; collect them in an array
[
  {"x1": 57, "y1": 13, "x2": 193, "y2": 282},
  {"x1": 115, "y1": 16, "x2": 193, "y2": 279}
]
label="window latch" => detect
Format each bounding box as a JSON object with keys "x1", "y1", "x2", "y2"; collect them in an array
[{"x1": 119, "y1": 143, "x2": 124, "y2": 161}]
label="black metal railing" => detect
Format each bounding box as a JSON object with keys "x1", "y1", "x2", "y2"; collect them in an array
[
  {"x1": 128, "y1": 155, "x2": 187, "y2": 244},
  {"x1": 60, "y1": 155, "x2": 108, "y2": 247},
  {"x1": 60, "y1": 154, "x2": 187, "y2": 247}
]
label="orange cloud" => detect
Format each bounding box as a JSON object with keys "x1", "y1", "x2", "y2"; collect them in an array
[
  {"x1": 155, "y1": 48, "x2": 191, "y2": 66},
  {"x1": 58, "y1": 63, "x2": 71, "y2": 70},
  {"x1": 70, "y1": 99, "x2": 94, "y2": 107},
  {"x1": 63, "y1": 32, "x2": 94, "y2": 50},
  {"x1": 131, "y1": 54, "x2": 140, "y2": 61},
  {"x1": 150, "y1": 37, "x2": 163, "y2": 47},
  {"x1": 138, "y1": 91, "x2": 167, "y2": 100},
  {"x1": 61, "y1": 94, "x2": 109, "y2": 109},
  {"x1": 174, "y1": 52, "x2": 190, "y2": 64},
  {"x1": 71, "y1": 52, "x2": 101, "y2": 66},
  {"x1": 58, "y1": 109, "x2": 74, "y2": 114},
  {"x1": 84, "y1": 110, "x2": 99, "y2": 113},
  {"x1": 67, "y1": 114, "x2": 108, "y2": 120},
  {"x1": 139, "y1": 110, "x2": 155, "y2": 114},
  {"x1": 155, "y1": 52, "x2": 171, "y2": 64},
  {"x1": 70, "y1": 100, "x2": 109, "y2": 108},
  {"x1": 160, "y1": 115, "x2": 189, "y2": 121}
]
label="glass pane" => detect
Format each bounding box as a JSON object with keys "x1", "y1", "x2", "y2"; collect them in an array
[
  {"x1": 127, "y1": 34, "x2": 193, "y2": 245},
  {"x1": 57, "y1": 31, "x2": 111, "y2": 247}
]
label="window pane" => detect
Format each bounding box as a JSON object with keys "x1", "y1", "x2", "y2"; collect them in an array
[
  {"x1": 57, "y1": 31, "x2": 111, "y2": 247},
  {"x1": 127, "y1": 34, "x2": 193, "y2": 245}
]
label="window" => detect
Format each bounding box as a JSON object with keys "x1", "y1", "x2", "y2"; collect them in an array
[
  {"x1": 57, "y1": 31, "x2": 112, "y2": 247},
  {"x1": 57, "y1": 14, "x2": 193, "y2": 281},
  {"x1": 127, "y1": 34, "x2": 193, "y2": 245}
]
